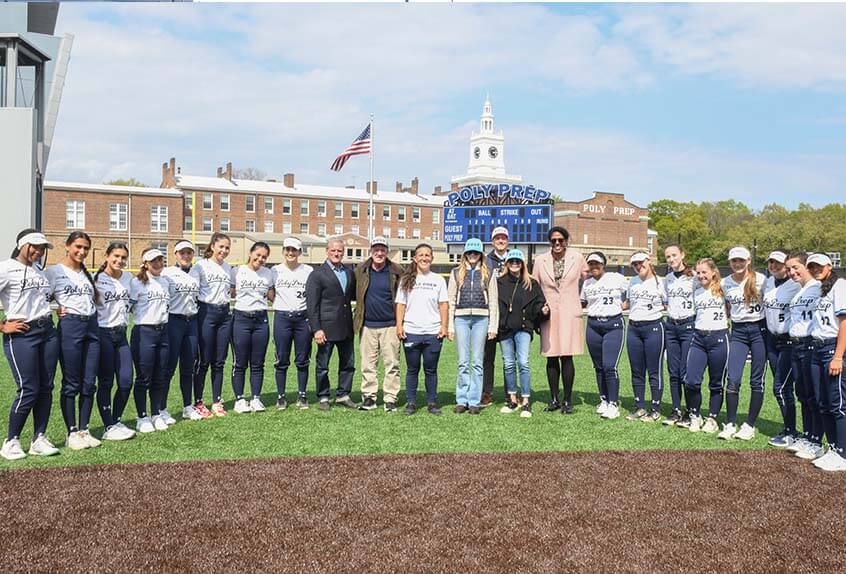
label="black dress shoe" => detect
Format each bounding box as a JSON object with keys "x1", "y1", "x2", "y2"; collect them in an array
[
  {"x1": 561, "y1": 401, "x2": 574, "y2": 415},
  {"x1": 454, "y1": 404, "x2": 468, "y2": 414},
  {"x1": 468, "y1": 406, "x2": 481, "y2": 415},
  {"x1": 427, "y1": 403, "x2": 442, "y2": 416},
  {"x1": 543, "y1": 401, "x2": 561, "y2": 413}
]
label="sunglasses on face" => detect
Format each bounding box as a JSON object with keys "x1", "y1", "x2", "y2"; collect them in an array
[{"x1": 550, "y1": 238, "x2": 566, "y2": 244}]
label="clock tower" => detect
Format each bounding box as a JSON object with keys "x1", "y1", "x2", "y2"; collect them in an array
[{"x1": 452, "y1": 96, "x2": 522, "y2": 187}]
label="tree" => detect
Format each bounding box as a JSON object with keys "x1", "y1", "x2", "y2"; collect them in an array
[
  {"x1": 105, "y1": 178, "x2": 147, "y2": 187},
  {"x1": 234, "y1": 167, "x2": 267, "y2": 181}
]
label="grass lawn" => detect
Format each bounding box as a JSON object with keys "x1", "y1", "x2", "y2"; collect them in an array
[{"x1": 0, "y1": 315, "x2": 786, "y2": 469}]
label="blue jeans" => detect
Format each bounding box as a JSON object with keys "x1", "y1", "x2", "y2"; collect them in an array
[
  {"x1": 500, "y1": 331, "x2": 532, "y2": 398},
  {"x1": 403, "y1": 334, "x2": 442, "y2": 405},
  {"x1": 454, "y1": 315, "x2": 489, "y2": 407}
]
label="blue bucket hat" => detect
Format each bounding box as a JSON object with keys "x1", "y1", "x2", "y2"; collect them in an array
[
  {"x1": 463, "y1": 238, "x2": 483, "y2": 254},
  {"x1": 505, "y1": 248, "x2": 525, "y2": 263}
]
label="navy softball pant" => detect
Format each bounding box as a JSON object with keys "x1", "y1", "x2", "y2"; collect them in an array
[
  {"x1": 231, "y1": 310, "x2": 269, "y2": 399},
  {"x1": 2, "y1": 317, "x2": 58, "y2": 440},
  {"x1": 585, "y1": 315, "x2": 625, "y2": 404},
  {"x1": 97, "y1": 326, "x2": 133, "y2": 428},
  {"x1": 725, "y1": 320, "x2": 767, "y2": 426},
  {"x1": 810, "y1": 339, "x2": 846, "y2": 454},
  {"x1": 664, "y1": 317, "x2": 695, "y2": 412},
  {"x1": 627, "y1": 319, "x2": 665, "y2": 410},
  {"x1": 684, "y1": 329, "x2": 729, "y2": 418},
  {"x1": 194, "y1": 302, "x2": 232, "y2": 404},
  {"x1": 58, "y1": 314, "x2": 100, "y2": 432},
  {"x1": 403, "y1": 333, "x2": 443, "y2": 405},
  {"x1": 766, "y1": 332, "x2": 796, "y2": 436},
  {"x1": 792, "y1": 337, "x2": 822, "y2": 443},
  {"x1": 131, "y1": 324, "x2": 169, "y2": 419},
  {"x1": 273, "y1": 310, "x2": 312, "y2": 397},
  {"x1": 166, "y1": 313, "x2": 199, "y2": 409}
]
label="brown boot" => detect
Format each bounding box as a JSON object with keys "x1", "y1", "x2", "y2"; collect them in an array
[{"x1": 480, "y1": 393, "x2": 493, "y2": 407}]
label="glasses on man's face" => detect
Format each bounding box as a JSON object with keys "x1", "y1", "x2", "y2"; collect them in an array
[{"x1": 550, "y1": 238, "x2": 566, "y2": 244}]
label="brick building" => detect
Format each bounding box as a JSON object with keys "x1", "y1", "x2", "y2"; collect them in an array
[{"x1": 553, "y1": 191, "x2": 655, "y2": 265}]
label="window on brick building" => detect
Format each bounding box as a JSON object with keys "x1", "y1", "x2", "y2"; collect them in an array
[
  {"x1": 351, "y1": 203, "x2": 360, "y2": 219},
  {"x1": 383, "y1": 205, "x2": 391, "y2": 220},
  {"x1": 109, "y1": 203, "x2": 128, "y2": 231},
  {"x1": 583, "y1": 234, "x2": 588, "y2": 244},
  {"x1": 245, "y1": 196, "x2": 255, "y2": 212},
  {"x1": 66, "y1": 200, "x2": 85, "y2": 229},
  {"x1": 334, "y1": 224, "x2": 343, "y2": 235},
  {"x1": 334, "y1": 202, "x2": 343, "y2": 218},
  {"x1": 220, "y1": 194, "x2": 230, "y2": 212},
  {"x1": 300, "y1": 223, "x2": 309, "y2": 234},
  {"x1": 300, "y1": 200, "x2": 309, "y2": 216},
  {"x1": 629, "y1": 236, "x2": 633, "y2": 247},
  {"x1": 398, "y1": 228, "x2": 406, "y2": 239},
  {"x1": 202, "y1": 217, "x2": 213, "y2": 231},
  {"x1": 282, "y1": 199, "x2": 291, "y2": 215},
  {"x1": 401, "y1": 250, "x2": 411, "y2": 262},
  {"x1": 432, "y1": 209, "x2": 440, "y2": 224},
  {"x1": 220, "y1": 218, "x2": 230, "y2": 232},
  {"x1": 264, "y1": 197, "x2": 274, "y2": 214},
  {"x1": 432, "y1": 229, "x2": 440, "y2": 241},
  {"x1": 185, "y1": 195, "x2": 193, "y2": 211},
  {"x1": 283, "y1": 222, "x2": 292, "y2": 234},
  {"x1": 317, "y1": 201, "x2": 326, "y2": 217},
  {"x1": 412, "y1": 207, "x2": 420, "y2": 222},
  {"x1": 382, "y1": 227, "x2": 391, "y2": 238},
  {"x1": 412, "y1": 228, "x2": 420, "y2": 239},
  {"x1": 264, "y1": 221, "x2": 274, "y2": 233},
  {"x1": 351, "y1": 225, "x2": 360, "y2": 235},
  {"x1": 150, "y1": 205, "x2": 168, "y2": 233},
  {"x1": 246, "y1": 219, "x2": 255, "y2": 232},
  {"x1": 317, "y1": 223, "x2": 326, "y2": 237},
  {"x1": 397, "y1": 207, "x2": 406, "y2": 222},
  {"x1": 202, "y1": 193, "x2": 213, "y2": 209},
  {"x1": 184, "y1": 216, "x2": 193, "y2": 231}
]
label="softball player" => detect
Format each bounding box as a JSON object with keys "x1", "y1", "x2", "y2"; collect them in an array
[
  {"x1": 762, "y1": 251, "x2": 801, "y2": 448},
  {"x1": 784, "y1": 252, "x2": 823, "y2": 458},
  {"x1": 93, "y1": 242, "x2": 136, "y2": 441},
  {"x1": 580, "y1": 251, "x2": 628, "y2": 420},
  {"x1": 130, "y1": 248, "x2": 171, "y2": 433},
  {"x1": 719, "y1": 246, "x2": 767, "y2": 440},
  {"x1": 806, "y1": 253, "x2": 846, "y2": 471},
  {"x1": 162, "y1": 240, "x2": 204, "y2": 421},
  {"x1": 0, "y1": 230, "x2": 60, "y2": 460},
  {"x1": 686, "y1": 258, "x2": 729, "y2": 434},
  {"x1": 625, "y1": 252, "x2": 667, "y2": 422},
  {"x1": 272, "y1": 237, "x2": 313, "y2": 410},
  {"x1": 47, "y1": 232, "x2": 101, "y2": 451},
  {"x1": 231, "y1": 242, "x2": 275, "y2": 414},
  {"x1": 663, "y1": 244, "x2": 696, "y2": 426},
  {"x1": 190, "y1": 232, "x2": 234, "y2": 417}
]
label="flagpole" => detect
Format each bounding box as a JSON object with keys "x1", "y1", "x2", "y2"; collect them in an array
[{"x1": 369, "y1": 113, "x2": 374, "y2": 241}]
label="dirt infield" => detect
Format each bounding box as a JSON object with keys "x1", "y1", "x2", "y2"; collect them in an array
[{"x1": 0, "y1": 450, "x2": 843, "y2": 573}]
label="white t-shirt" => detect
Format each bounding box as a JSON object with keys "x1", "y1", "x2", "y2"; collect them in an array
[
  {"x1": 763, "y1": 276, "x2": 801, "y2": 335},
  {"x1": 580, "y1": 272, "x2": 628, "y2": 318},
  {"x1": 233, "y1": 265, "x2": 274, "y2": 312},
  {"x1": 272, "y1": 264, "x2": 313, "y2": 312},
  {"x1": 788, "y1": 280, "x2": 821, "y2": 339},
  {"x1": 811, "y1": 278, "x2": 846, "y2": 340},
  {"x1": 94, "y1": 271, "x2": 132, "y2": 328},
  {"x1": 722, "y1": 272, "x2": 766, "y2": 323},
  {"x1": 664, "y1": 271, "x2": 696, "y2": 320},
  {"x1": 627, "y1": 275, "x2": 666, "y2": 322},
  {"x1": 162, "y1": 266, "x2": 200, "y2": 316},
  {"x1": 190, "y1": 258, "x2": 234, "y2": 305},
  {"x1": 694, "y1": 286, "x2": 728, "y2": 331},
  {"x1": 0, "y1": 259, "x2": 52, "y2": 321},
  {"x1": 46, "y1": 263, "x2": 96, "y2": 316},
  {"x1": 130, "y1": 275, "x2": 170, "y2": 325},
  {"x1": 395, "y1": 271, "x2": 448, "y2": 335}
]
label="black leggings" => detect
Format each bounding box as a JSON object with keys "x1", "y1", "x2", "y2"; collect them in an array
[{"x1": 546, "y1": 356, "x2": 575, "y2": 403}]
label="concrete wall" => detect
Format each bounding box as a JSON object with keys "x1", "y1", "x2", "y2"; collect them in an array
[{"x1": 0, "y1": 108, "x2": 37, "y2": 254}]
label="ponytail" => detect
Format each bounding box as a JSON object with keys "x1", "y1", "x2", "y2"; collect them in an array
[
  {"x1": 65, "y1": 231, "x2": 98, "y2": 303},
  {"x1": 742, "y1": 263, "x2": 760, "y2": 306},
  {"x1": 821, "y1": 269, "x2": 840, "y2": 297},
  {"x1": 81, "y1": 262, "x2": 99, "y2": 304},
  {"x1": 137, "y1": 262, "x2": 150, "y2": 284}
]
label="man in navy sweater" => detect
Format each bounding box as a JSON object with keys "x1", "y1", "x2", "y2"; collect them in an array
[{"x1": 353, "y1": 237, "x2": 403, "y2": 412}]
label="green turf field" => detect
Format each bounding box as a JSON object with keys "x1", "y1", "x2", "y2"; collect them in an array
[{"x1": 0, "y1": 315, "x2": 785, "y2": 469}]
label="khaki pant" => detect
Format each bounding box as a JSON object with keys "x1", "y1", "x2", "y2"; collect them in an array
[{"x1": 360, "y1": 326, "x2": 401, "y2": 402}]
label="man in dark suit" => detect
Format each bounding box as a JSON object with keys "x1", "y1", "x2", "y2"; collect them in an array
[{"x1": 306, "y1": 238, "x2": 358, "y2": 411}]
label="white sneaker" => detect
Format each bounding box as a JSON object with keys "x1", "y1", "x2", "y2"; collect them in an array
[
  {"x1": 787, "y1": 437, "x2": 809, "y2": 453},
  {"x1": 717, "y1": 423, "x2": 737, "y2": 440},
  {"x1": 234, "y1": 398, "x2": 252, "y2": 413},
  {"x1": 1, "y1": 438, "x2": 26, "y2": 460},
  {"x1": 152, "y1": 415, "x2": 168, "y2": 431},
  {"x1": 182, "y1": 406, "x2": 203, "y2": 421},
  {"x1": 601, "y1": 403, "x2": 620, "y2": 420},
  {"x1": 812, "y1": 449, "x2": 839, "y2": 468},
  {"x1": 103, "y1": 425, "x2": 131, "y2": 441},
  {"x1": 78, "y1": 429, "x2": 102, "y2": 448},
  {"x1": 250, "y1": 397, "x2": 266, "y2": 412},
  {"x1": 136, "y1": 417, "x2": 155, "y2": 434},
  {"x1": 702, "y1": 417, "x2": 720, "y2": 434},
  {"x1": 160, "y1": 409, "x2": 177, "y2": 426},
  {"x1": 733, "y1": 422, "x2": 756, "y2": 441},
  {"x1": 795, "y1": 442, "x2": 824, "y2": 460},
  {"x1": 114, "y1": 421, "x2": 136, "y2": 439},
  {"x1": 689, "y1": 415, "x2": 702, "y2": 433},
  {"x1": 596, "y1": 400, "x2": 609, "y2": 415},
  {"x1": 66, "y1": 431, "x2": 89, "y2": 451},
  {"x1": 28, "y1": 435, "x2": 59, "y2": 456},
  {"x1": 815, "y1": 450, "x2": 846, "y2": 471}
]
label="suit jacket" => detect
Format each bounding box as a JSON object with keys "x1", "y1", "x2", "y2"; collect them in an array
[{"x1": 305, "y1": 260, "x2": 356, "y2": 341}]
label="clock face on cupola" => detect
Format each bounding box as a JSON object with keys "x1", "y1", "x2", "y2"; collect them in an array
[
  {"x1": 488, "y1": 146, "x2": 498, "y2": 159},
  {"x1": 474, "y1": 147, "x2": 481, "y2": 159}
]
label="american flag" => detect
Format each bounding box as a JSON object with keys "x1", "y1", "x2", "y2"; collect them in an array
[{"x1": 330, "y1": 124, "x2": 371, "y2": 172}]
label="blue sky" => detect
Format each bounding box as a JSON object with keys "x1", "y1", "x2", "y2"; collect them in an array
[{"x1": 48, "y1": 3, "x2": 846, "y2": 208}]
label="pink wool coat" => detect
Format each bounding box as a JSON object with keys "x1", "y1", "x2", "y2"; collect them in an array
[{"x1": 532, "y1": 249, "x2": 589, "y2": 357}]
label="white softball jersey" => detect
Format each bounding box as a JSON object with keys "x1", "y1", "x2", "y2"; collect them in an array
[
  {"x1": 0, "y1": 259, "x2": 52, "y2": 321},
  {"x1": 190, "y1": 258, "x2": 234, "y2": 306},
  {"x1": 46, "y1": 264, "x2": 97, "y2": 317},
  {"x1": 787, "y1": 280, "x2": 821, "y2": 339},
  {"x1": 130, "y1": 275, "x2": 170, "y2": 325},
  {"x1": 94, "y1": 271, "x2": 132, "y2": 328},
  {"x1": 233, "y1": 265, "x2": 274, "y2": 312},
  {"x1": 811, "y1": 278, "x2": 846, "y2": 341},
  {"x1": 763, "y1": 276, "x2": 801, "y2": 335},
  {"x1": 272, "y1": 264, "x2": 313, "y2": 312},
  {"x1": 694, "y1": 287, "x2": 729, "y2": 331},
  {"x1": 722, "y1": 272, "x2": 766, "y2": 323},
  {"x1": 664, "y1": 271, "x2": 696, "y2": 321},
  {"x1": 162, "y1": 266, "x2": 200, "y2": 316},
  {"x1": 627, "y1": 275, "x2": 666, "y2": 322},
  {"x1": 580, "y1": 272, "x2": 628, "y2": 318}
]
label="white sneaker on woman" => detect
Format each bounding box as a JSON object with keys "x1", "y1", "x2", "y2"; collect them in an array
[
  {"x1": 28, "y1": 435, "x2": 59, "y2": 456},
  {"x1": 160, "y1": 409, "x2": 177, "y2": 425},
  {"x1": 136, "y1": 417, "x2": 155, "y2": 434},
  {"x1": 234, "y1": 398, "x2": 252, "y2": 413},
  {"x1": 1, "y1": 438, "x2": 26, "y2": 460}
]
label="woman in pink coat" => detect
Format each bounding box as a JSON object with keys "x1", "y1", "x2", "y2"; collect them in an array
[{"x1": 532, "y1": 226, "x2": 589, "y2": 414}]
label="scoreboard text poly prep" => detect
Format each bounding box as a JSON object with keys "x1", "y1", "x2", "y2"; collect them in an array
[{"x1": 443, "y1": 205, "x2": 552, "y2": 244}]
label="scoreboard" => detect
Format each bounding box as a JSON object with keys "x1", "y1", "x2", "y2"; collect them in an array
[{"x1": 443, "y1": 204, "x2": 551, "y2": 244}]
